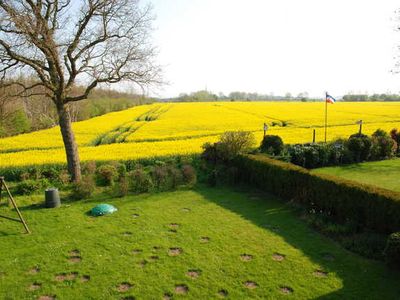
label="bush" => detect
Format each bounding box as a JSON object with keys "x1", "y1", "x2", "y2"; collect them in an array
[
  {"x1": 96, "y1": 164, "x2": 118, "y2": 186},
  {"x1": 346, "y1": 134, "x2": 371, "y2": 162},
  {"x1": 260, "y1": 135, "x2": 284, "y2": 155},
  {"x1": 202, "y1": 131, "x2": 255, "y2": 163},
  {"x1": 384, "y1": 232, "x2": 400, "y2": 269},
  {"x1": 71, "y1": 176, "x2": 95, "y2": 199},
  {"x1": 82, "y1": 161, "x2": 97, "y2": 175},
  {"x1": 112, "y1": 176, "x2": 129, "y2": 198},
  {"x1": 390, "y1": 128, "x2": 400, "y2": 154},
  {"x1": 370, "y1": 129, "x2": 396, "y2": 160},
  {"x1": 15, "y1": 179, "x2": 50, "y2": 195},
  {"x1": 151, "y1": 165, "x2": 169, "y2": 191},
  {"x1": 128, "y1": 168, "x2": 153, "y2": 193},
  {"x1": 287, "y1": 143, "x2": 332, "y2": 168},
  {"x1": 168, "y1": 165, "x2": 184, "y2": 189},
  {"x1": 182, "y1": 164, "x2": 197, "y2": 186},
  {"x1": 232, "y1": 154, "x2": 400, "y2": 233}
]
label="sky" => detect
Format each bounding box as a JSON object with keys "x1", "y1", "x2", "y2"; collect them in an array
[{"x1": 148, "y1": 0, "x2": 400, "y2": 98}]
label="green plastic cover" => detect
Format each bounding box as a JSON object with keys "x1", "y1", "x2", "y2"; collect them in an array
[{"x1": 90, "y1": 204, "x2": 118, "y2": 216}]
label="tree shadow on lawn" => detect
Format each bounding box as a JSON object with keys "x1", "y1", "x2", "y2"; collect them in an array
[{"x1": 196, "y1": 186, "x2": 400, "y2": 299}]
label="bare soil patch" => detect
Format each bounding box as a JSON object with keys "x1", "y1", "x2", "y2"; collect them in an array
[
  {"x1": 81, "y1": 275, "x2": 91, "y2": 282},
  {"x1": 68, "y1": 256, "x2": 82, "y2": 263},
  {"x1": 200, "y1": 236, "x2": 210, "y2": 243},
  {"x1": 240, "y1": 254, "x2": 253, "y2": 261},
  {"x1": 272, "y1": 253, "x2": 285, "y2": 261},
  {"x1": 28, "y1": 267, "x2": 40, "y2": 275},
  {"x1": 168, "y1": 247, "x2": 182, "y2": 256},
  {"x1": 175, "y1": 284, "x2": 189, "y2": 294},
  {"x1": 186, "y1": 269, "x2": 201, "y2": 279},
  {"x1": 313, "y1": 270, "x2": 328, "y2": 278},
  {"x1": 117, "y1": 282, "x2": 133, "y2": 292},
  {"x1": 244, "y1": 281, "x2": 258, "y2": 289},
  {"x1": 169, "y1": 223, "x2": 180, "y2": 229},
  {"x1": 28, "y1": 283, "x2": 41, "y2": 291},
  {"x1": 38, "y1": 295, "x2": 56, "y2": 300},
  {"x1": 218, "y1": 289, "x2": 228, "y2": 298},
  {"x1": 280, "y1": 286, "x2": 294, "y2": 294}
]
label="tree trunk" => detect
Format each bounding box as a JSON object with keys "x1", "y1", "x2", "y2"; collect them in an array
[{"x1": 57, "y1": 103, "x2": 82, "y2": 182}]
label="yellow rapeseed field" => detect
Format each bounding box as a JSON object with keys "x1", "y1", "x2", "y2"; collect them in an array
[{"x1": 1, "y1": 102, "x2": 399, "y2": 168}]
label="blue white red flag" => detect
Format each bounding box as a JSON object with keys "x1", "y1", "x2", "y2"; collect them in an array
[{"x1": 326, "y1": 93, "x2": 336, "y2": 104}]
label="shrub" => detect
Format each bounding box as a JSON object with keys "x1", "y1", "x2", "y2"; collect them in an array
[
  {"x1": 151, "y1": 165, "x2": 171, "y2": 191},
  {"x1": 15, "y1": 179, "x2": 50, "y2": 195},
  {"x1": 202, "y1": 131, "x2": 255, "y2": 163},
  {"x1": 390, "y1": 128, "x2": 400, "y2": 154},
  {"x1": 232, "y1": 154, "x2": 400, "y2": 233},
  {"x1": 96, "y1": 164, "x2": 118, "y2": 186},
  {"x1": 384, "y1": 232, "x2": 400, "y2": 269},
  {"x1": 58, "y1": 170, "x2": 71, "y2": 185},
  {"x1": 341, "y1": 232, "x2": 387, "y2": 260},
  {"x1": 71, "y1": 176, "x2": 95, "y2": 199},
  {"x1": 128, "y1": 168, "x2": 153, "y2": 193},
  {"x1": 168, "y1": 166, "x2": 183, "y2": 189},
  {"x1": 260, "y1": 135, "x2": 284, "y2": 155},
  {"x1": 370, "y1": 129, "x2": 396, "y2": 160},
  {"x1": 182, "y1": 164, "x2": 197, "y2": 186},
  {"x1": 287, "y1": 143, "x2": 331, "y2": 168},
  {"x1": 116, "y1": 163, "x2": 127, "y2": 178},
  {"x1": 346, "y1": 134, "x2": 371, "y2": 162},
  {"x1": 82, "y1": 161, "x2": 97, "y2": 175},
  {"x1": 112, "y1": 176, "x2": 129, "y2": 198}
]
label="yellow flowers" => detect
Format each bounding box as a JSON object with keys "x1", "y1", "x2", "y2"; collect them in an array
[{"x1": 1, "y1": 101, "x2": 399, "y2": 168}]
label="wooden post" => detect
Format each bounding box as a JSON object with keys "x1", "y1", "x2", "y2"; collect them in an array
[
  {"x1": 359, "y1": 120, "x2": 363, "y2": 135},
  {"x1": 0, "y1": 177, "x2": 30, "y2": 234},
  {"x1": 312, "y1": 129, "x2": 316, "y2": 143},
  {"x1": 263, "y1": 123, "x2": 268, "y2": 138}
]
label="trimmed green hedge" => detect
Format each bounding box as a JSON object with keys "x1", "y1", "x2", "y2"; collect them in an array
[{"x1": 233, "y1": 154, "x2": 400, "y2": 233}]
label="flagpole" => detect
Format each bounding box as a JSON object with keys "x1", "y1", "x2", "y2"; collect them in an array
[{"x1": 324, "y1": 92, "x2": 328, "y2": 143}]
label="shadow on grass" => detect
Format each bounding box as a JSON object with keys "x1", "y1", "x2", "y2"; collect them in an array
[{"x1": 196, "y1": 186, "x2": 400, "y2": 299}]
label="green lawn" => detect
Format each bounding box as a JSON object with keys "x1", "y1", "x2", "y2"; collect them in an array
[
  {"x1": 0, "y1": 187, "x2": 399, "y2": 299},
  {"x1": 313, "y1": 158, "x2": 400, "y2": 192}
]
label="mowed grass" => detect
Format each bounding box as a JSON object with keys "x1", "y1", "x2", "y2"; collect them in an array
[
  {"x1": 313, "y1": 158, "x2": 400, "y2": 192},
  {"x1": 0, "y1": 187, "x2": 399, "y2": 299}
]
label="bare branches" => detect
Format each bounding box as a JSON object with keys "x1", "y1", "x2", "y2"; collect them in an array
[{"x1": 0, "y1": 0, "x2": 160, "y2": 105}]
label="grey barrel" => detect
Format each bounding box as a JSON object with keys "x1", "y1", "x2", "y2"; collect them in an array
[{"x1": 45, "y1": 188, "x2": 61, "y2": 208}]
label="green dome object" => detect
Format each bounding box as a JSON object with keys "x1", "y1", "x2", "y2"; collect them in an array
[{"x1": 90, "y1": 204, "x2": 118, "y2": 216}]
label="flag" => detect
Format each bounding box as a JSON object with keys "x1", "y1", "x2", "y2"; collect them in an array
[{"x1": 326, "y1": 93, "x2": 336, "y2": 104}]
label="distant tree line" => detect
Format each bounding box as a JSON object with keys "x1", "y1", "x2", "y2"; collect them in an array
[
  {"x1": 0, "y1": 84, "x2": 153, "y2": 138},
  {"x1": 170, "y1": 90, "x2": 318, "y2": 102},
  {"x1": 342, "y1": 94, "x2": 400, "y2": 102}
]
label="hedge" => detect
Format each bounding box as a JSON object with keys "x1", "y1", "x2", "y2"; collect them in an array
[{"x1": 233, "y1": 154, "x2": 400, "y2": 233}]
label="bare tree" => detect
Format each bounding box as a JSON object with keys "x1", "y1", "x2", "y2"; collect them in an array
[{"x1": 0, "y1": 0, "x2": 160, "y2": 181}]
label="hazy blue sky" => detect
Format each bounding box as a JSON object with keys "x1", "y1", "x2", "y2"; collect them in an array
[{"x1": 149, "y1": 0, "x2": 400, "y2": 98}]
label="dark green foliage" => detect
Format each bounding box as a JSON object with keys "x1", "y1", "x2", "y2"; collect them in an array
[
  {"x1": 96, "y1": 164, "x2": 118, "y2": 186},
  {"x1": 288, "y1": 143, "x2": 332, "y2": 168},
  {"x1": 233, "y1": 154, "x2": 400, "y2": 233},
  {"x1": 341, "y1": 232, "x2": 387, "y2": 260},
  {"x1": 384, "y1": 232, "x2": 400, "y2": 269},
  {"x1": 15, "y1": 179, "x2": 50, "y2": 195},
  {"x1": 390, "y1": 128, "x2": 400, "y2": 154},
  {"x1": 347, "y1": 134, "x2": 372, "y2": 162},
  {"x1": 70, "y1": 176, "x2": 95, "y2": 199},
  {"x1": 370, "y1": 129, "x2": 396, "y2": 160},
  {"x1": 128, "y1": 168, "x2": 154, "y2": 193},
  {"x1": 260, "y1": 135, "x2": 284, "y2": 155}
]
